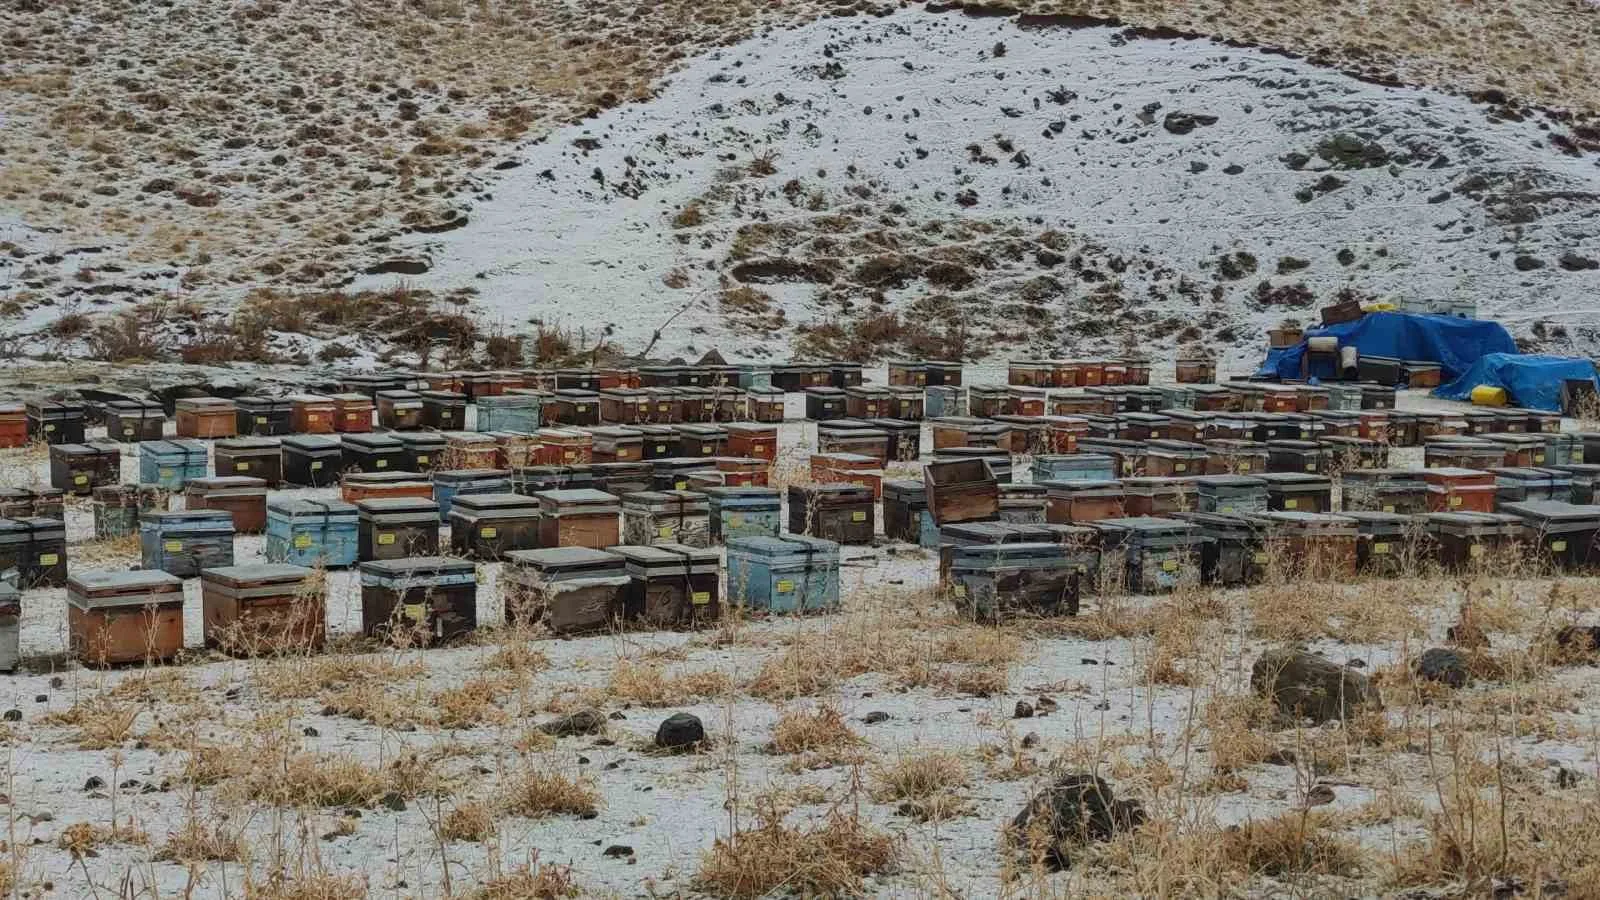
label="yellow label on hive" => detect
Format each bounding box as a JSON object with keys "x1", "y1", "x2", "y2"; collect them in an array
[
  {"x1": 564, "y1": 450, "x2": 577, "y2": 460},
  {"x1": 702, "y1": 447, "x2": 713, "y2": 454},
  {"x1": 1305, "y1": 464, "x2": 1316, "y2": 472},
  {"x1": 256, "y1": 416, "x2": 268, "y2": 424},
  {"x1": 1535, "y1": 454, "x2": 1545, "y2": 463},
  {"x1": 123, "y1": 427, "x2": 134, "y2": 436},
  {"x1": 164, "y1": 540, "x2": 183, "y2": 551},
  {"x1": 416, "y1": 455, "x2": 430, "y2": 465},
  {"x1": 659, "y1": 404, "x2": 670, "y2": 411},
  {"x1": 160, "y1": 468, "x2": 174, "y2": 478},
  {"x1": 39, "y1": 553, "x2": 59, "y2": 566},
  {"x1": 775, "y1": 579, "x2": 795, "y2": 593},
  {"x1": 1382, "y1": 504, "x2": 1395, "y2": 512},
  {"x1": 1450, "y1": 496, "x2": 1462, "y2": 507},
  {"x1": 692, "y1": 591, "x2": 711, "y2": 606},
  {"x1": 1174, "y1": 463, "x2": 1186, "y2": 472},
  {"x1": 377, "y1": 533, "x2": 396, "y2": 545},
  {"x1": 1553, "y1": 540, "x2": 1568, "y2": 552},
  {"x1": 294, "y1": 534, "x2": 312, "y2": 548},
  {"x1": 236, "y1": 462, "x2": 249, "y2": 472},
  {"x1": 1373, "y1": 542, "x2": 1391, "y2": 555},
  {"x1": 308, "y1": 415, "x2": 320, "y2": 421},
  {"x1": 656, "y1": 445, "x2": 667, "y2": 454},
  {"x1": 576, "y1": 405, "x2": 588, "y2": 412},
  {"x1": 74, "y1": 474, "x2": 87, "y2": 484},
  {"x1": 675, "y1": 481, "x2": 687, "y2": 490},
  {"x1": 44, "y1": 424, "x2": 55, "y2": 432},
  {"x1": 404, "y1": 603, "x2": 426, "y2": 622},
  {"x1": 851, "y1": 511, "x2": 866, "y2": 522},
  {"x1": 754, "y1": 446, "x2": 767, "y2": 455},
  {"x1": 481, "y1": 527, "x2": 497, "y2": 538},
  {"x1": 1470, "y1": 543, "x2": 1484, "y2": 557},
  {"x1": 1252, "y1": 552, "x2": 1269, "y2": 564},
  {"x1": 375, "y1": 459, "x2": 388, "y2": 468},
  {"x1": 658, "y1": 525, "x2": 673, "y2": 538},
  {"x1": 310, "y1": 461, "x2": 323, "y2": 471},
  {"x1": 729, "y1": 514, "x2": 744, "y2": 526},
  {"x1": 1162, "y1": 559, "x2": 1179, "y2": 572},
  {"x1": 1284, "y1": 499, "x2": 1298, "y2": 509}
]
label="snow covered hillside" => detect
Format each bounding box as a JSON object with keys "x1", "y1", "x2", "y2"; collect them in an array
[{"x1": 362, "y1": 7, "x2": 1600, "y2": 369}]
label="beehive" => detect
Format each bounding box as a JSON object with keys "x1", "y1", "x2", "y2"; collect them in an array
[
  {"x1": 359, "y1": 557, "x2": 478, "y2": 645},
  {"x1": 67, "y1": 570, "x2": 185, "y2": 666},
  {"x1": 200, "y1": 564, "x2": 322, "y2": 654}
]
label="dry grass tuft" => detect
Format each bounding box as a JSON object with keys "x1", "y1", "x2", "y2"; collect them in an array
[
  {"x1": 607, "y1": 661, "x2": 731, "y2": 708},
  {"x1": 1217, "y1": 811, "x2": 1364, "y2": 877},
  {"x1": 156, "y1": 819, "x2": 243, "y2": 862},
  {"x1": 247, "y1": 872, "x2": 367, "y2": 900},
  {"x1": 697, "y1": 801, "x2": 896, "y2": 898},
  {"x1": 873, "y1": 752, "x2": 970, "y2": 821},
  {"x1": 258, "y1": 654, "x2": 427, "y2": 700},
  {"x1": 441, "y1": 800, "x2": 499, "y2": 843},
  {"x1": 465, "y1": 861, "x2": 578, "y2": 899},
  {"x1": 769, "y1": 705, "x2": 864, "y2": 758},
  {"x1": 435, "y1": 674, "x2": 518, "y2": 729},
  {"x1": 43, "y1": 697, "x2": 141, "y2": 750},
  {"x1": 481, "y1": 642, "x2": 551, "y2": 674},
  {"x1": 58, "y1": 821, "x2": 150, "y2": 856},
  {"x1": 504, "y1": 767, "x2": 601, "y2": 820}
]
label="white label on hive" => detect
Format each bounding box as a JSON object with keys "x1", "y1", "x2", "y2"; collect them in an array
[
  {"x1": 1174, "y1": 463, "x2": 1186, "y2": 472},
  {"x1": 692, "y1": 591, "x2": 711, "y2": 606},
  {"x1": 702, "y1": 447, "x2": 713, "y2": 454},
  {"x1": 481, "y1": 527, "x2": 497, "y2": 539},
  {"x1": 655, "y1": 445, "x2": 667, "y2": 454},
  {"x1": 310, "y1": 461, "x2": 323, "y2": 470},
  {"x1": 123, "y1": 427, "x2": 134, "y2": 436},
  {"x1": 851, "y1": 511, "x2": 867, "y2": 522},
  {"x1": 375, "y1": 459, "x2": 388, "y2": 468},
  {"x1": 576, "y1": 405, "x2": 588, "y2": 412},
  {"x1": 377, "y1": 533, "x2": 396, "y2": 545},
  {"x1": 1553, "y1": 540, "x2": 1568, "y2": 552},
  {"x1": 256, "y1": 416, "x2": 268, "y2": 424},
  {"x1": 236, "y1": 462, "x2": 249, "y2": 472}
]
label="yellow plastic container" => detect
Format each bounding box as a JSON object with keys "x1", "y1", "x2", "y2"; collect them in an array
[{"x1": 1470, "y1": 385, "x2": 1507, "y2": 407}]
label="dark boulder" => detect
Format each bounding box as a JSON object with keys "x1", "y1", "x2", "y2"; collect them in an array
[{"x1": 1251, "y1": 648, "x2": 1380, "y2": 723}]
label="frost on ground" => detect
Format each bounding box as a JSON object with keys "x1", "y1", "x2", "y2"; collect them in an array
[
  {"x1": 3, "y1": 404, "x2": 1600, "y2": 898},
  {"x1": 6, "y1": 4, "x2": 1600, "y2": 370},
  {"x1": 362, "y1": 10, "x2": 1600, "y2": 371}
]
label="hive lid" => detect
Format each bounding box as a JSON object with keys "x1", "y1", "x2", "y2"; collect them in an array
[
  {"x1": 143, "y1": 509, "x2": 236, "y2": 526},
  {"x1": 281, "y1": 435, "x2": 342, "y2": 451},
  {"x1": 450, "y1": 492, "x2": 538, "y2": 511},
  {"x1": 357, "y1": 497, "x2": 440, "y2": 515},
  {"x1": 268, "y1": 499, "x2": 358, "y2": 516},
  {"x1": 216, "y1": 437, "x2": 281, "y2": 451},
  {"x1": 504, "y1": 546, "x2": 623, "y2": 570},
  {"x1": 69, "y1": 569, "x2": 183, "y2": 592},
  {"x1": 343, "y1": 433, "x2": 404, "y2": 450},
  {"x1": 201, "y1": 563, "x2": 313, "y2": 586},
  {"x1": 359, "y1": 556, "x2": 476, "y2": 578},
  {"x1": 142, "y1": 439, "x2": 209, "y2": 456},
  {"x1": 433, "y1": 468, "x2": 513, "y2": 482}
]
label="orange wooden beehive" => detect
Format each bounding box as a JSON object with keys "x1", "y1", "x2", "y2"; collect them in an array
[
  {"x1": 289, "y1": 394, "x2": 337, "y2": 434},
  {"x1": 175, "y1": 397, "x2": 238, "y2": 439},
  {"x1": 810, "y1": 452, "x2": 883, "y2": 499},
  {"x1": 536, "y1": 428, "x2": 594, "y2": 466},
  {"x1": 725, "y1": 423, "x2": 777, "y2": 463},
  {"x1": 0, "y1": 402, "x2": 27, "y2": 448},
  {"x1": 331, "y1": 394, "x2": 375, "y2": 433}
]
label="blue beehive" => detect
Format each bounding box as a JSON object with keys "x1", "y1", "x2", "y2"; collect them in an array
[
  {"x1": 1032, "y1": 454, "x2": 1116, "y2": 484},
  {"x1": 139, "y1": 440, "x2": 209, "y2": 490},
  {"x1": 476, "y1": 394, "x2": 542, "y2": 433},
  {"x1": 725, "y1": 535, "x2": 840, "y2": 615},
  {"x1": 266, "y1": 499, "x2": 359, "y2": 568},
  {"x1": 432, "y1": 469, "x2": 512, "y2": 520},
  {"x1": 702, "y1": 487, "x2": 781, "y2": 544},
  {"x1": 140, "y1": 510, "x2": 235, "y2": 577}
]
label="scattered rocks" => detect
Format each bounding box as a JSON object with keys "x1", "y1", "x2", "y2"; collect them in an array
[
  {"x1": 540, "y1": 708, "x2": 607, "y2": 737},
  {"x1": 1251, "y1": 647, "x2": 1381, "y2": 723},
  {"x1": 1161, "y1": 112, "x2": 1218, "y2": 135},
  {"x1": 1514, "y1": 255, "x2": 1546, "y2": 271},
  {"x1": 380, "y1": 792, "x2": 407, "y2": 812},
  {"x1": 1035, "y1": 696, "x2": 1059, "y2": 715},
  {"x1": 654, "y1": 712, "x2": 705, "y2": 750},
  {"x1": 2, "y1": 709, "x2": 20, "y2": 722},
  {"x1": 1553, "y1": 625, "x2": 1600, "y2": 660},
  {"x1": 1415, "y1": 647, "x2": 1471, "y2": 688},
  {"x1": 1009, "y1": 773, "x2": 1145, "y2": 870},
  {"x1": 83, "y1": 777, "x2": 105, "y2": 791},
  {"x1": 1013, "y1": 700, "x2": 1034, "y2": 719},
  {"x1": 1315, "y1": 133, "x2": 1389, "y2": 169},
  {"x1": 861, "y1": 711, "x2": 891, "y2": 724},
  {"x1": 603, "y1": 844, "x2": 635, "y2": 859},
  {"x1": 303, "y1": 726, "x2": 320, "y2": 737},
  {"x1": 364, "y1": 257, "x2": 431, "y2": 276},
  {"x1": 1559, "y1": 252, "x2": 1599, "y2": 271}
]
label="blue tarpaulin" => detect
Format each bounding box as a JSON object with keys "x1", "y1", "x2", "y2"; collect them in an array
[
  {"x1": 1256, "y1": 312, "x2": 1517, "y2": 382},
  {"x1": 1433, "y1": 353, "x2": 1598, "y2": 412}
]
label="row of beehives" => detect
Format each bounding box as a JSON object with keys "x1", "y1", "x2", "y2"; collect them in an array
[{"x1": 4, "y1": 528, "x2": 846, "y2": 668}]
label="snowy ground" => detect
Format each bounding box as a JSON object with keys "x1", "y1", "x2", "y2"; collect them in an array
[
  {"x1": 359, "y1": 9, "x2": 1600, "y2": 369},
  {"x1": 2, "y1": 383, "x2": 1599, "y2": 897}
]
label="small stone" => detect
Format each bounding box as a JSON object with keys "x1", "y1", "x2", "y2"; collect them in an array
[
  {"x1": 303, "y1": 726, "x2": 319, "y2": 737},
  {"x1": 1021, "y1": 732, "x2": 1040, "y2": 748},
  {"x1": 1557, "y1": 767, "x2": 1580, "y2": 789},
  {"x1": 2, "y1": 710, "x2": 20, "y2": 722},
  {"x1": 49, "y1": 677, "x2": 63, "y2": 689},
  {"x1": 82, "y1": 776, "x2": 105, "y2": 791},
  {"x1": 1514, "y1": 255, "x2": 1546, "y2": 272},
  {"x1": 861, "y1": 711, "x2": 890, "y2": 724},
  {"x1": 1014, "y1": 700, "x2": 1034, "y2": 719},
  {"x1": 1252, "y1": 647, "x2": 1381, "y2": 723},
  {"x1": 1036, "y1": 696, "x2": 1059, "y2": 714},
  {"x1": 577, "y1": 756, "x2": 590, "y2": 765},
  {"x1": 541, "y1": 708, "x2": 606, "y2": 737},
  {"x1": 380, "y1": 792, "x2": 406, "y2": 812},
  {"x1": 655, "y1": 712, "x2": 706, "y2": 750},
  {"x1": 33, "y1": 695, "x2": 46, "y2": 704},
  {"x1": 603, "y1": 844, "x2": 634, "y2": 859},
  {"x1": 1416, "y1": 647, "x2": 1471, "y2": 688}
]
